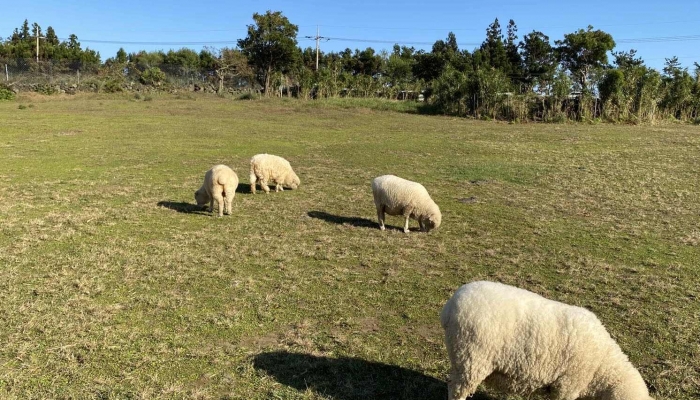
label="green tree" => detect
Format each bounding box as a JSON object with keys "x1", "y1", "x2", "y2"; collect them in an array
[
  {"x1": 555, "y1": 26, "x2": 615, "y2": 91},
  {"x1": 413, "y1": 33, "x2": 459, "y2": 82},
  {"x1": 116, "y1": 47, "x2": 128, "y2": 64},
  {"x1": 480, "y1": 19, "x2": 508, "y2": 71},
  {"x1": 20, "y1": 19, "x2": 31, "y2": 41},
  {"x1": 505, "y1": 19, "x2": 524, "y2": 85},
  {"x1": 521, "y1": 31, "x2": 557, "y2": 93},
  {"x1": 238, "y1": 10, "x2": 299, "y2": 96},
  {"x1": 45, "y1": 26, "x2": 59, "y2": 46}
]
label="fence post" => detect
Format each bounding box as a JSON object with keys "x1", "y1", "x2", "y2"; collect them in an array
[
  {"x1": 77, "y1": 69, "x2": 80, "y2": 85},
  {"x1": 4, "y1": 64, "x2": 7, "y2": 81}
]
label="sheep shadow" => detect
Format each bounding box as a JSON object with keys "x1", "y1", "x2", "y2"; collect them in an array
[
  {"x1": 307, "y1": 211, "x2": 425, "y2": 232},
  {"x1": 307, "y1": 211, "x2": 377, "y2": 229},
  {"x1": 253, "y1": 351, "x2": 486, "y2": 400},
  {"x1": 236, "y1": 183, "x2": 252, "y2": 194},
  {"x1": 156, "y1": 201, "x2": 208, "y2": 214}
]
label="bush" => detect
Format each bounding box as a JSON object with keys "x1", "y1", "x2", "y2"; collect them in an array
[
  {"x1": 36, "y1": 84, "x2": 58, "y2": 95},
  {"x1": 237, "y1": 92, "x2": 256, "y2": 100},
  {"x1": 0, "y1": 85, "x2": 14, "y2": 101},
  {"x1": 104, "y1": 79, "x2": 123, "y2": 93},
  {"x1": 18, "y1": 104, "x2": 27, "y2": 109},
  {"x1": 140, "y1": 67, "x2": 166, "y2": 86},
  {"x1": 78, "y1": 78, "x2": 103, "y2": 93}
]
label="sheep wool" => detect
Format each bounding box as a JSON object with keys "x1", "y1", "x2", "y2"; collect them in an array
[
  {"x1": 249, "y1": 154, "x2": 300, "y2": 194},
  {"x1": 371, "y1": 175, "x2": 441, "y2": 233},
  {"x1": 194, "y1": 164, "x2": 239, "y2": 217},
  {"x1": 440, "y1": 281, "x2": 654, "y2": 400}
]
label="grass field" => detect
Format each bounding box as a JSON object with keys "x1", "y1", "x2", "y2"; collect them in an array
[{"x1": 0, "y1": 93, "x2": 698, "y2": 400}]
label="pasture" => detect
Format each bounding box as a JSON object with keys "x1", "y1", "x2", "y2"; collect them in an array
[{"x1": 0, "y1": 93, "x2": 698, "y2": 399}]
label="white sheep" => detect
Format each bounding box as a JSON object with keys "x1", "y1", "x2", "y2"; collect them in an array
[
  {"x1": 249, "y1": 154, "x2": 300, "y2": 194},
  {"x1": 194, "y1": 164, "x2": 239, "y2": 217},
  {"x1": 440, "y1": 281, "x2": 654, "y2": 400},
  {"x1": 371, "y1": 175, "x2": 441, "y2": 233}
]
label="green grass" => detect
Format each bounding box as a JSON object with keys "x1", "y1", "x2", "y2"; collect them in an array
[{"x1": 0, "y1": 93, "x2": 698, "y2": 399}]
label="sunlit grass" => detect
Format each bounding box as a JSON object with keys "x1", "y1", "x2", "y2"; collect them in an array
[{"x1": 0, "y1": 94, "x2": 698, "y2": 399}]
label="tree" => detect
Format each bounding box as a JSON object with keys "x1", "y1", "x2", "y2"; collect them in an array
[
  {"x1": 480, "y1": 19, "x2": 508, "y2": 71},
  {"x1": 521, "y1": 31, "x2": 557, "y2": 93},
  {"x1": 116, "y1": 48, "x2": 128, "y2": 64},
  {"x1": 505, "y1": 19, "x2": 524, "y2": 85},
  {"x1": 556, "y1": 26, "x2": 615, "y2": 91},
  {"x1": 662, "y1": 56, "x2": 681, "y2": 78},
  {"x1": 20, "y1": 19, "x2": 30, "y2": 41},
  {"x1": 613, "y1": 49, "x2": 643, "y2": 69},
  {"x1": 413, "y1": 33, "x2": 459, "y2": 81},
  {"x1": 238, "y1": 10, "x2": 299, "y2": 96},
  {"x1": 45, "y1": 26, "x2": 59, "y2": 46}
]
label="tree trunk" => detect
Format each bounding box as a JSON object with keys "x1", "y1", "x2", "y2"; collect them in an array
[
  {"x1": 264, "y1": 66, "x2": 272, "y2": 97},
  {"x1": 217, "y1": 70, "x2": 224, "y2": 93}
]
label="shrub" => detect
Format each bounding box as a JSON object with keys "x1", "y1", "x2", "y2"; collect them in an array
[
  {"x1": 140, "y1": 67, "x2": 166, "y2": 86},
  {"x1": 0, "y1": 85, "x2": 14, "y2": 101},
  {"x1": 18, "y1": 104, "x2": 27, "y2": 109},
  {"x1": 78, "y1": 78, "x2": 103, "y2": 93},
  {"x1": 36, "y1": 84, "x2": 58, "y2": 95},
  {"x1": 104, "y1": 79, "x2": 123, "y2": 93}
]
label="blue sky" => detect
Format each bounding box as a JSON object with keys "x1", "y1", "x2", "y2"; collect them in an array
[{"x1": 3, "y1": 0, "x2": 700, "y2": 71}]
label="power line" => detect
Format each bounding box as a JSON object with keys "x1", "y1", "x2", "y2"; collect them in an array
[
  {"x1": 617, "y1": 35, "x2": 700, "y2": 43},
  {"x1": 64, "y1": 33, "x2": 700, "y2": 49},
  {"x1": 317, "y1": 18, "x2": 700, "y2": 32},
  {"x1": 60, "y1": 38, "x2": 240, "y2": 46}
]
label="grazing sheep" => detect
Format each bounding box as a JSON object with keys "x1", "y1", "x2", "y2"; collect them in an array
[
  {"x1": 249, "y1": 154, "x2": 300, "y2": 194},
  {"x1": 371, "y1": 175, "x2": 441, "y2": 233},
  {"x1": 194, "y1": 164, "x2": 239, "y2": 217},
  {"x1": 440, "y1": 281, "x2": 654, "y2": 400}
]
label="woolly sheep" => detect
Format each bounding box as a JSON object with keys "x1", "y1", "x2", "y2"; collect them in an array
[
  {"x1": 249, "y1": 154, "x2": 300, "y2": 194},
  {"x1": 194, "y1": 164, "x2": 239, "y2": 217},
  {"x1": 371, "y1": 175, "x2": 441, "y2": 233},
  {"x1": 440, "y1": 281, "x2": 654, "y2": 400}
]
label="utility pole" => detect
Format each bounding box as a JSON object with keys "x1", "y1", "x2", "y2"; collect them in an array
[
  {"x1": 304, "y1": 26, "x2": 327, "y2": 71},
  {"x1": 35, "y1": 25, "x2": 45, "y2": 63}
]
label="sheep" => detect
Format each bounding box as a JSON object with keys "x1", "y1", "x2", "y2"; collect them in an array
[
  {"x1": 249, "y1": 154, "x2": 300, "y2": 194},
  {"x1": 440, "y1": 281, "x2": 654, "y2": 400},
  {"x1": 371, "y1": 175, "x2": 441, "y2": 233},
  {"x1": 194, "y1": 164, "x2": 239, "y2": 217}
]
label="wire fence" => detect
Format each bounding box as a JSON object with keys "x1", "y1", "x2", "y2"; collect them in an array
[{"x1": 1, "y1": 58, "x2": 234, "y2": 94}]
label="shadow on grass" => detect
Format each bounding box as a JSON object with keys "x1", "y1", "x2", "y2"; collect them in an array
[
  {"x1": 253, "y1": 351, "x2": 491, "y2": 400},
  {"x1": 308, "y1": 211, "x2": 377, "y2": 229},
  {"x1": 157, "y1": 201, "x2": 208, "y2": 214},
  {"x1": 236, "y1": 183, "x2": 252, "y2": 194}
]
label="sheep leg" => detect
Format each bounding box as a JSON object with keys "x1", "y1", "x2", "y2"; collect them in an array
[
  {"x1": 419, "y1": 219, "x2": 426, "y2": 232},
  {"x1": 447, "y1": 358, "x2": 492, "y2": 400},
  {"x1": 208, "y1": 197, "x2": 214, "y2": 214},
  {"x1": 376, "y1": 205, "x2": 386, "y2": 230},
  {"x1": 260, "y1": 179, "x2": 271, "y2": 194},
  {"x1": 224, "y1": 187, "x2": 234, "y2": 215},
  {"x1": 249, "y1": 172, "x2": 258, "y2": 194},
  {"x1": 212, "y1": 190, "x2": 225, "y2": 217},
  {"x1": 444, "y1": 323, "x2": 493, "y2": 400},
  {"x1": 403, "y1": 215, "x2": 411, "y2": 233},
  {"x1": 275, "y1": 183, "x2": 284, "y2": 192}
]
